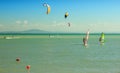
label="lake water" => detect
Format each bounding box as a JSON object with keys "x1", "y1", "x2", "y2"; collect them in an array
[{"x1": 0, "y1": 34, "x2": 120, "y2": 73}]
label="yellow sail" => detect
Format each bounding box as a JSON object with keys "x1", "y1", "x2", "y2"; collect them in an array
[
  {"x1": 46, "y1": 5, "x2": 50, "y2": 14},
  {"x1": 99, "y1": 32, "x2": 105, "y2": 43},
  {"x1": 43, "y1": 3, "x2": 51, "y2": 14},
  {"x1": 101, "y1": 32, "x2": 104, "y2": 40}
]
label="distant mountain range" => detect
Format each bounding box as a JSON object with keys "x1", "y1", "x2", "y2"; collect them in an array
[
  {"x1": 0, "y1": 29, "x2": 81, "y2": 35},
  {"x1": 0, "y1": 29, "x2": 119, "y2": 35},
  {"x1": 21, "y1": 29, "x2": 50, "y2": 33},
  {"x1": 0, "y1": 29, "x2": 51, "y2": 34}
]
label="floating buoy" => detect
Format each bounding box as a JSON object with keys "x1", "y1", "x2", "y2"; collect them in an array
[
  {"x1": 16, "y1": 58, "x2": 20, "y2": 62},
  {"x1": 26, "y1": 65, "x2": 31, "y2": 73},
  {"x1": 26, "y1": 65, "x2": 31, "y2": 70}
]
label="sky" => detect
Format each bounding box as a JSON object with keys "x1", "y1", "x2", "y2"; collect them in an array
[{"x1": 0, "y1": 0, "x2": 120, "y2": 33}]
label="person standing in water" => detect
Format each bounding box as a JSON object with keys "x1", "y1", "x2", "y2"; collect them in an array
[
  {"x1": 83, "y1": 29, "x2": 90, "y2": 46},
  {"x1": 99, "y1": 32, "x2": 105, "y2": 45}
]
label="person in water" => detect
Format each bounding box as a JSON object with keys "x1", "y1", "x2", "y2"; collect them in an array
[
  {"x1": 83, "y1": 37, "x2": 88, "y2": 46},
  {"x1": 83, "y1": 29, "x2": 90, "y2": 46},
  {"x1": 99, "y1": 36, "x2": 102, "y2": 42},
  {"x1": 99, "y1": 32, "x2": 105, "y2": 44}
]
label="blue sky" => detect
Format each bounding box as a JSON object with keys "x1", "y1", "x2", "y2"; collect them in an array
[{"x1": 0, "y1": 0, "x2": 120, "y2": 33}]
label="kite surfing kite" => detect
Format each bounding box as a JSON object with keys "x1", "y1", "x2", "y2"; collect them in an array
[
  {"x1": 68, "y1": 22, "x2": 70, "y2": 27},
  {"x1": 43, "y1": 3, "x2": 51, "y2": 14},
  {"x1": 64, "y1": 12, "x2": 69, "y2": 19},
  {"x1": 64, "y1": 12, "x2": 71, "y2": 27}
]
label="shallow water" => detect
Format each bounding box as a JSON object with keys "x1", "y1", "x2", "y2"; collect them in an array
[{"x1": 0, "y1": 34, "x2": 120, "y2": 73}]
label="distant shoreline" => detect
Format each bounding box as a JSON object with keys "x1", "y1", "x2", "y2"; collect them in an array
[
  {"x1": 0, "y1": 33, "x2": 120, "y2": 39},
  {"x1": 0, "y1": 33, "x2": 120, "y2": 35}
]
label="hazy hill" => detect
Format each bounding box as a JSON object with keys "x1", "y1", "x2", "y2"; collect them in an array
[
  {"x1": 0, "y1": 29, "x2": 50, "y2": 34},
  {"x1": 20, "y1": 29, "x2": 49, "y2": 33}
]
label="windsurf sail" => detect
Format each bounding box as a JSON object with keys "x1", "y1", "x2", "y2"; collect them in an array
[{"x1": 99, "y1": 32, "x2": 105, "y2": 43}]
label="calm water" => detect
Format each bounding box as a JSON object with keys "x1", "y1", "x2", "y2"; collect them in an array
[{"x1": 0, "y1": 34, "x2": 120, "y2": 73}]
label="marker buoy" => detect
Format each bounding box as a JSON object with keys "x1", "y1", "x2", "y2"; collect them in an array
[
  {"x1": 26, "y1": 65, "x2": 31, "y2": 70},
  {"x1": 26, "y1": 65, "x2": 31, "y2": 73},
  {"x1": 16, "y1": 58, "x2": 20, "y2": 62}
]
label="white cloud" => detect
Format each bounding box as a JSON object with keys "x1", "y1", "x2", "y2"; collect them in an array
[
  {"x1": 16, "y1": 20, "x2": 21, "y2": 24},
  {"x1": 16, "y1": 20, "x2": 28, "y2": 25},
  {"x1": 23, "y1": 20, "x2": 28, "y2": 25},
  {"x1": 51, "y1": 22, "x2": 67, "y2": 27}
]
